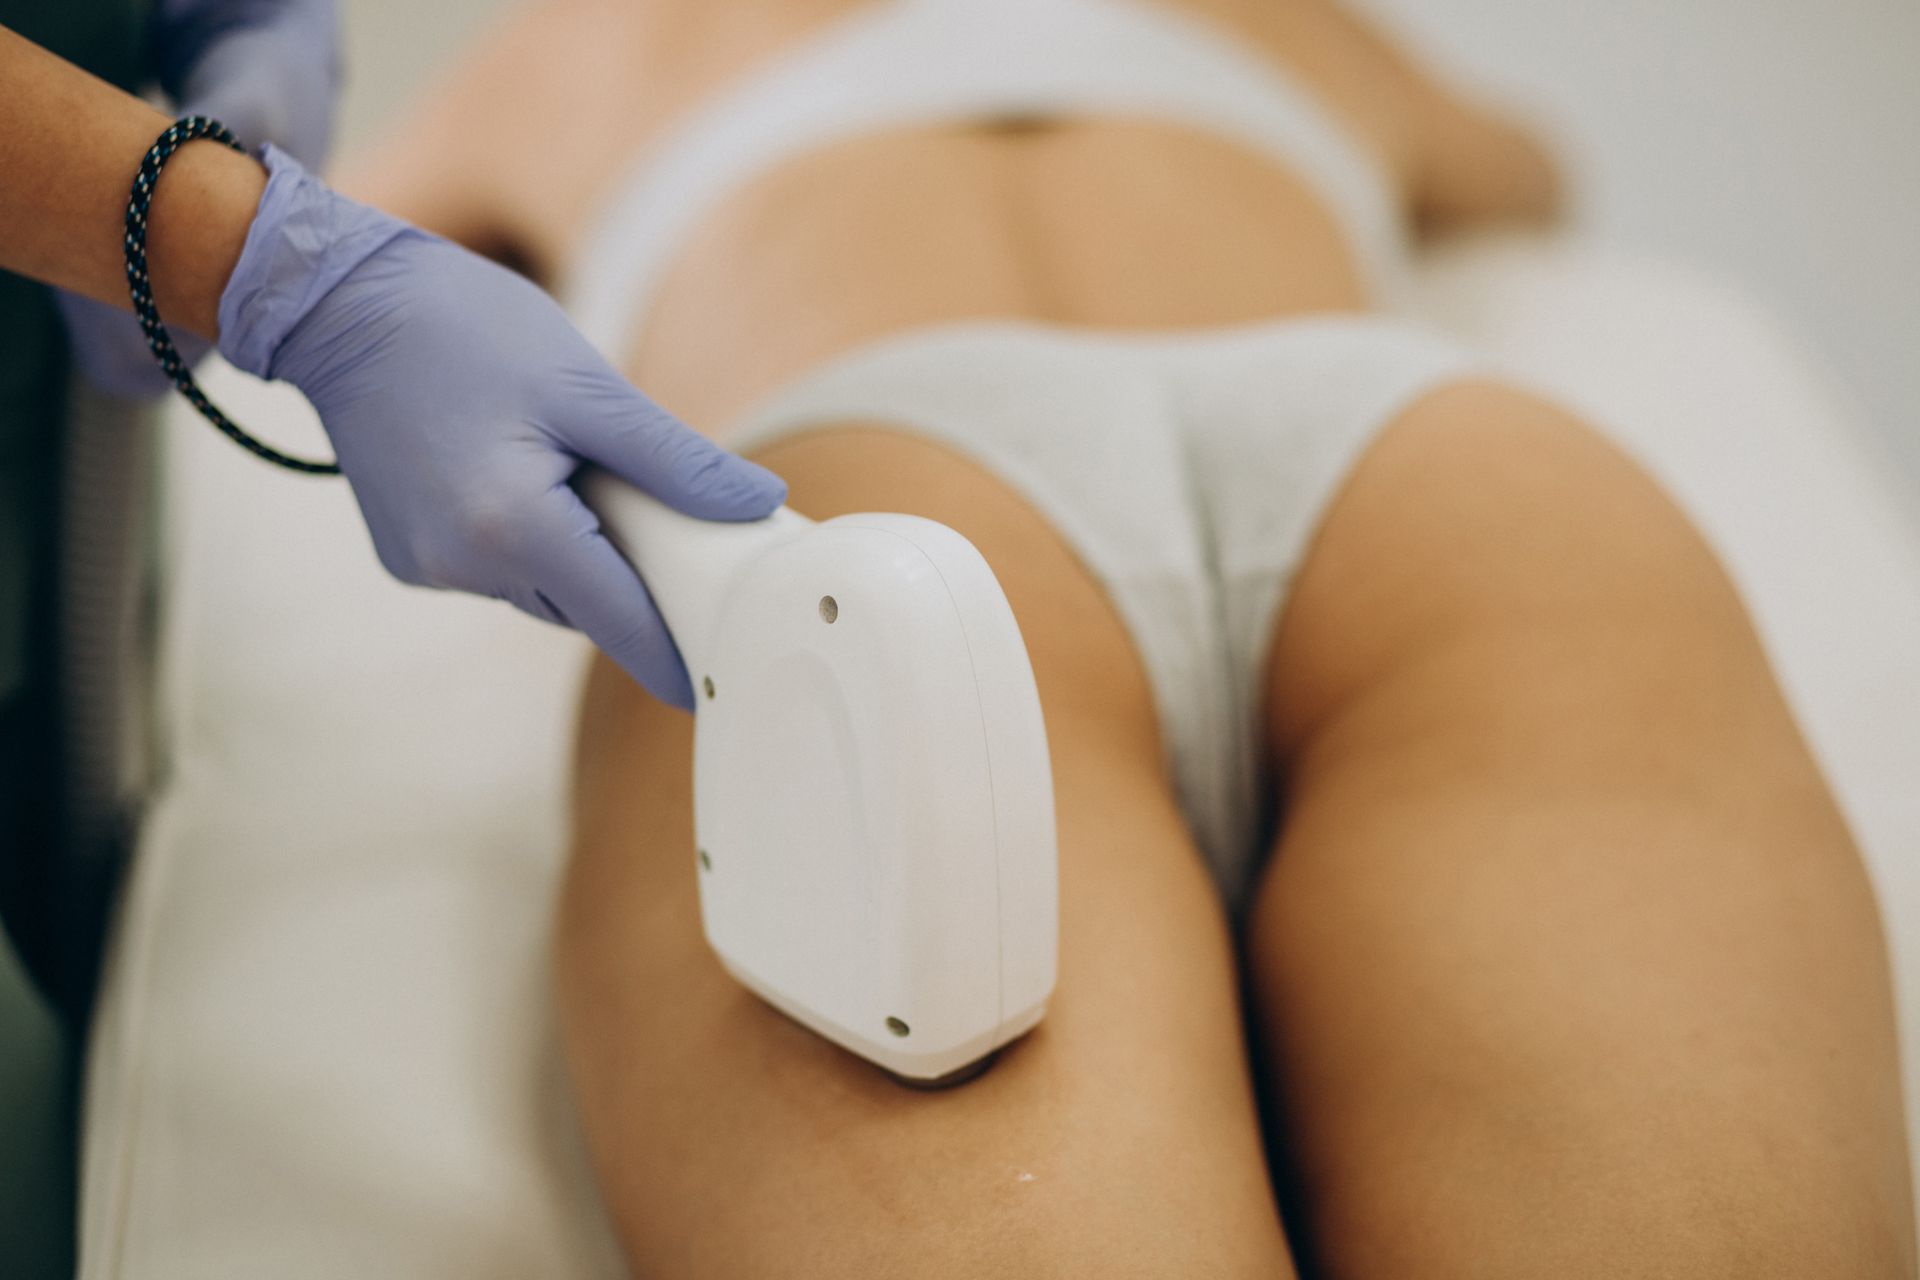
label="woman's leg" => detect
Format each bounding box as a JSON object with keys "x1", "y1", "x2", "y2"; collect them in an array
[
  {"x1": 556, "y1": 427, "x2": 1295, "y2": 1276},
  {"x1": 1246, "y1": 382, "x2": 1915, "y2": 1277}
]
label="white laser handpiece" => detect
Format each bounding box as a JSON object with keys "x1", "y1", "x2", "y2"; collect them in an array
[{"x1": 580, "y1": 471, "x2": 1058, "y2": 1083}]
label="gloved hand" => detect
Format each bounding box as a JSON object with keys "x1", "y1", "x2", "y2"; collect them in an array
[
  {"x1": 57, "y1": 0, "x2": 340, "y2": 396},
  {"x1": 218, "y1": 147, "x2": 785, "y2": 707}
]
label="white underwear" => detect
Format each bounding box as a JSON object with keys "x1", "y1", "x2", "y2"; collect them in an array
[
  {"x1": 720, "y1": 319, "x2": 1477, "y2": 909},
  {"x1": 563, "y1": 0, "x2": 1407, "y2": 362}
]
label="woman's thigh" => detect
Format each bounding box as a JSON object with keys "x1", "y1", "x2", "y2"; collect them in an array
[
  {"x1": 1246, "y1": 382, "x2": 1915, "y2": 1277},
  {"x1": 557, "y1": 426, "x2": 1293, "y2": 1277}
]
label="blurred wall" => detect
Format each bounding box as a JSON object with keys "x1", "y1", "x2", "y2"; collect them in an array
[
  {"x1": 340, "y1": 0, "x2": 1920, "y2": 489},
  {"x1": 337, "y1": 0, "x2": 509, "y2": 148},
  {"x1": 1361, "y1": 0, "x2": 1920, "y2": 491}
]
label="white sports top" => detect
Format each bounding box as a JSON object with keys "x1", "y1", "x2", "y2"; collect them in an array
[{"x1": 563, "y1": 0, "x2": 1408, "y2": 359}]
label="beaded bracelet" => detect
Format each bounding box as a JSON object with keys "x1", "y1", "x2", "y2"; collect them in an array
[{"x1": 124, "y1": 116, "x2": 341, "y2": 475}]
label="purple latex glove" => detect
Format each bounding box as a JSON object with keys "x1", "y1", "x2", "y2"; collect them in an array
[
  {"x1": 218, "y1": 148, "x2": 786, "y2": 707},
  {"x1": 57, "y1": 0, "x2": 341, "y2": 397}
]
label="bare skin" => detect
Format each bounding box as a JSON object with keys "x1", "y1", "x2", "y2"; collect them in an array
[
  {"x1": 0, "y1": 23, "x2": 266, "y2": 339},
  {"x1": 1255, "y1": 383, "x2": 1913, "y2": 1277},
  {"x1": 352, "y1": 1, "x2": 1914, "y2": 1274},
  {"x1": 563, "y1": 425, "x2": 1293, "y2": 1275}
]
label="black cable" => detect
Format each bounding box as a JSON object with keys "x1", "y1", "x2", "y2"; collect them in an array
[{"x1": 123, "y1": 116, "x2": 340, "y2": 475}]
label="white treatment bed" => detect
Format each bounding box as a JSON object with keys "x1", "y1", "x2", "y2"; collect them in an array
[{"x1": 79, "y1": 235, "x2": 1920, "y2": 1275}]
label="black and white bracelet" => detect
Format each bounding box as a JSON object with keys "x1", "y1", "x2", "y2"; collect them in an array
[{"x1": 123, "y1": 116, "x2": 341, "y2": 475}]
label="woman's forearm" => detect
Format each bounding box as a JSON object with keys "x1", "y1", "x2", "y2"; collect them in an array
[{"x1": 0, "y1": 23, "x2": 264, "y2": 339}]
